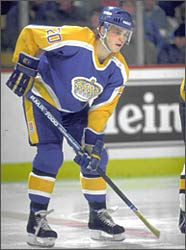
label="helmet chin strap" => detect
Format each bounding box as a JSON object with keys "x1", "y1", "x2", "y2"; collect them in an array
[
  {"x1": 99, "y1": 37, "x2": 111, "y2": 53},
  {"x1": 97, "y1": 26, "x2": 112, "y2": 53}
]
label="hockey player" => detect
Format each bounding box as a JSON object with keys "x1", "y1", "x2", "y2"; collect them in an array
[
  {"x1": 178, "y1": 78, "x2": 185, "y2": 234},
  {"x1": 6, "y1": 6, "x2": 134, "y2": 247}
]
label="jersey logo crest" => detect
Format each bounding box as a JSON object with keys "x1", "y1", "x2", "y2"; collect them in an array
[{"x1": 71, "y1": 77, "x2": 103, "y2": 102}]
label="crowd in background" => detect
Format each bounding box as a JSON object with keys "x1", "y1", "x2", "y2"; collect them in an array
[{"x1": 1, "y1": 0, "x2": 185, "y2": 66}]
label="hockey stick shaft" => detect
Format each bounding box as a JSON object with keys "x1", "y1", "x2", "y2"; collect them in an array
[
  {"x1": 27, "y1": 91, "x2": 82, "y2": 154},
  {"x1": 26, "y1": 91, "x2": 160, "y2": 238}
]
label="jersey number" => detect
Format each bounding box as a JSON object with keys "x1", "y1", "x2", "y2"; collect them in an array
[{"x1": 46, "y1": 28, "x2": 62, "y2": 43}]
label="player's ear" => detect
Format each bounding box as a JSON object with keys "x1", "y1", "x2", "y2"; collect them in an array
[
  {"x1": 101, "y1": 25, "x2": 104, "y2": 34},
  {"x1": 98, "y1": 25, "x2": 104, "y2": 37}
]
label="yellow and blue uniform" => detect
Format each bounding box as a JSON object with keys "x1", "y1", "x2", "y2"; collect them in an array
[
  {"x1": 13, "y1": 25, "x2": 128, "y2": 133},
  {"x1": 179, "y1": 78, "x2": 185, "y2": 140},
  {"x1": 178, "y1": 78, "x2": 185, "y2": 233},
  {"x1": 13, "y1": 24, "x2": 129, "y2": 210}
]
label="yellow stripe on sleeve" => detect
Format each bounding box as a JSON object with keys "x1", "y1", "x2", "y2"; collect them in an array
[{"x1": 88, "y1": 87, "x2": 124, "y2": 132}]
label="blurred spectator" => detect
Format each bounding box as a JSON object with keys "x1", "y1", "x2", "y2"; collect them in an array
[
  {"x1": 1, "y1": 1, "x2": 17, "y2": 51},
  {"x1": 100, "y1": 0, "x2": 118, "y2": 7},
  {"x1": 119, "y1": 0, "x2": 135, "y2": 16},
  {"x1": 48, "y1": 0, "x2": 86, "y2": 26},
  {"x1": 157, "y1": 1, "x2": 185, "y2": 35},
  {"x1": 2, "y1": 1, "x2": 19, "y2": 51},
  {"x1": 120, "y1": 0, "x2": 157, "y2": 65},
  {"x1": 2, "y1": 0, "x2": 88, "y2": 51},
  {"x1": 144, "y1": 0, "x2": 171, "y2": 39},
  {"x1": 158, "y1": 1, "x2": 184, "y2": 18},
  {"x1": 157, "y1": 23, "x2": 185, "y2": 64},
  {"x1": 29, "y1": 1, "x2": 56, "y2": 24},
  {"x1": 179, "y1": 2, "x2": 185, "y2": 23},
  {"x1": 2, "y1": 1, "x2": 56, "y2": 51},
  {"x1": 88, "y1": 8, "x2": 102, "y2": 31},
  {"x1": 1, "y1": 1, "x2": 17, "y2": 14},
  {"x1": 144, "y1": 17, "x2": 167, "y2": 51}
]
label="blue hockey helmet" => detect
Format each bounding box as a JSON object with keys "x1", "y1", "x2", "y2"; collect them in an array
[
  {"x1": 98, "y1": 6, "x2": 134, "y2": 46},
  {"x1": 99, "y1": 6, "x2": 134, "y2": 31}
]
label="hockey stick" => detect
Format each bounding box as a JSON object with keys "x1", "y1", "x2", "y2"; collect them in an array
[{"x1": 26, "y1": 91, "x2": 160, "y2": 238}]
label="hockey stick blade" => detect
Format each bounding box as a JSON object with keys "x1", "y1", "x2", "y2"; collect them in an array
[
  {"x1": 96, "y1": 167, "x2": 160, "y2": 238},
  {"x1": 27, "y1": 91, "x2": 160, "y2": 238}
]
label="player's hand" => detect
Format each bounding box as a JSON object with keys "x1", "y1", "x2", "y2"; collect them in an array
[
  {"x1": 86, "y1": 139, "x2": 104, "y2": 171},
  {"x1": 74, "y1": 128, "x2": 104, "y2": 172},
  {"x1": 74, "y1": 151, "x2": 91, "y2": 170},
  {"x1": 6, "y1": 52, "x2": 39, "y2": 97}
]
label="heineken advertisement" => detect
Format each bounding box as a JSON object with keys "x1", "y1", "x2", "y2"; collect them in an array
[{"x1": 105, "y1": 78, "x2": 183, "y2": 146}]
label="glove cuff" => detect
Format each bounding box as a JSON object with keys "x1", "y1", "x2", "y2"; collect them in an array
[
  {"x1": 84, "y1": 128, "x2": 104, "y2": 145},
  {"x1": 18, "y1": 52, "x2": 40, "y2": 69},
  {"x1": 16, "y1": 52, "x2": 40, "y2": 77}
]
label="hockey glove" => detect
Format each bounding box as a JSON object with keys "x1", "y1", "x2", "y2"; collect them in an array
[
  {"x1": 87, "y1": 139, "x2": 104, "y2": 171},
  {"x1": 73, "y1": 151, "x2": 91, "y2": 170},
  {"x1": 74, "y1": 128, "x2": 104, "y2": 172},
  {"x1": 6, "y1": 52, "x2": 39, "y2": 97}
]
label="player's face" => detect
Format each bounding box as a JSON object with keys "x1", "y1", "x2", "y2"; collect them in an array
[
  {"x1": 175, "y1": 37, "x2": 186, "y2": 49},
  {"x1": 106, "y1": 25, "x2": 131, "y2": 53}
]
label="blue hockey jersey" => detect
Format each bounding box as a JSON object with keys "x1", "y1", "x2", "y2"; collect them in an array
[{"x1": 12, "y1": 24, "x2": 129, "y2": 132}]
